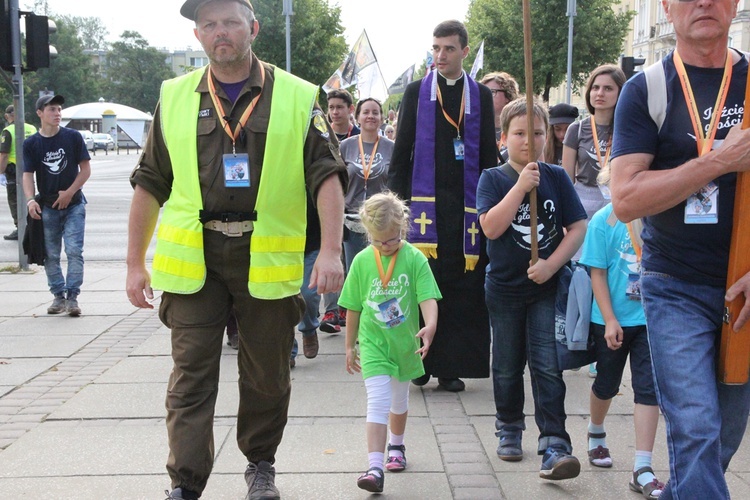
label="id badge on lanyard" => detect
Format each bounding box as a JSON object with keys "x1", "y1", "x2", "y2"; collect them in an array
[{"x1": 223, "y1": 153, "x2": 251, "y2": 188}]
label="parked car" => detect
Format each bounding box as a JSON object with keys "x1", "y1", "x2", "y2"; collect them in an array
[
  {"x1": 78, "y1": 130, "x2": 94, "y2": 151},
  {"x1": 93, "y1": 133, "x2": 115, "y2": 151}
]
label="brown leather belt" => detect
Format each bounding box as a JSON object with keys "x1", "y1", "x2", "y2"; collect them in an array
[{"x1": 204, "y1": 220, "x2": 254, "y2": 237}]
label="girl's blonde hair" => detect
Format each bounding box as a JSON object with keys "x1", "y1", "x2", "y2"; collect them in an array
[{"x1": 359, "y1": 191, "x2": 411, "y2": 238}]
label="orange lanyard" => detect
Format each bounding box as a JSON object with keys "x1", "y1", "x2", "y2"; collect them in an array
[
  {"x1": 436, "y1": 83, "x2": 465, "y2": 139},
  {"x1": 589, "y1": 116, "x2": 611, "y2": 170},
  {"x1": 373, "y1": 247, "x2": 399, "y2": 290},
  {"x1": 358, "y1": 135, "x2": 380, "y2": 184},
  {"x1": 207, "y1": 67, "x2": 264, "y2": 154},
  {"x1": 626, "y1": 222, "x2": 642, "y2": 263},
  {"x1": 673, "y1": 50, "x2": 732, "y2": 157}
]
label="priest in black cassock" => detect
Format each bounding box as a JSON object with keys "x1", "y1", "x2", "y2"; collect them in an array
[{"x1": 388, "y1": 20, "x2": 497, "y2": 392}]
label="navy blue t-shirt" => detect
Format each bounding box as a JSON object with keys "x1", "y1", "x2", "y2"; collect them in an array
[
  {"x1": 23, "y1": 126, "x2": 90, "y2": 205},
  {"x1": 476, "y1": 162, "x2": 586, "y2": 297},
  {"x1": 612, "y1": 51, "x2": 747, "y2": 286}
]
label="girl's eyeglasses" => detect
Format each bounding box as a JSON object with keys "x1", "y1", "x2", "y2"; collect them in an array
[{"x1": 371, "y1": 237, "x2": 402, "y2": 247}]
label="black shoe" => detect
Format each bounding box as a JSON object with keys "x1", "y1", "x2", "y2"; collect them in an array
[
  {"x1": 319, "y1": 310, "x2": 341, "y2": 333},
  {"x1": 438, "y1": 378, "x2": 465, "y2": 392},
  {"x1": 245, "y1": 460, "x2": 280, "y2": 500},
  {"x1": 411, "y1": 373, "x2": 431, "y2": 386},
  {"x1": 3, "y1": 229, "x2": 18, "y2": 240},
  {"x1": 164, "y1": 487, "x2": 199, "y2": 499}
]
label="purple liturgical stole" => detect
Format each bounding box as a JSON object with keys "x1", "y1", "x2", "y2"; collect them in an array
[{"x1": 411, "y1": 69, "x2": 481, "y2": 270}]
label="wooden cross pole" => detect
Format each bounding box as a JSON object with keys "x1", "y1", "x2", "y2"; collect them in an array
[
  {"x1": 718, "y1": 70, "x2": 750, "y2": 384},
  {"x1": 522, "y1": 0, "x2": 539, "y2": 264}
]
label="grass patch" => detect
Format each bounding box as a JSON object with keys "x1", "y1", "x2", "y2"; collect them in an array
[{"x1": 0, "y1": 265, "x2": 23, "y2": 273}]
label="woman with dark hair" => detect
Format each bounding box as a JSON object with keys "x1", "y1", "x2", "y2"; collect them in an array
[
  {"x1": 340, "y1": 97, "x2": 395, "y2": 271},
  {"x1": 562, "y1": 64, "x2": 626, "y2": 221}
]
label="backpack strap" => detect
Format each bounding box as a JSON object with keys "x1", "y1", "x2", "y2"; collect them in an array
[
  {"x1": 645, "y1": 49, "x2": 750, "y2": 133},
  {"x1": 644, "y1": 60, "x2": 667, "y2": 133}
]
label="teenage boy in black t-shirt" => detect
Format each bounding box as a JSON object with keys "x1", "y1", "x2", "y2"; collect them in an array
[{"x1": 23, "y1": 95, "x2": 91, "y2": 316}]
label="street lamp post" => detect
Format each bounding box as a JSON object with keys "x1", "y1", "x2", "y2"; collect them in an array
[
  {"x1": 282, "y1": 0, "x2": 293, "y2": 73},
  {"x1": 566, "y1": 0, "x2": 577, "y2": 104}
]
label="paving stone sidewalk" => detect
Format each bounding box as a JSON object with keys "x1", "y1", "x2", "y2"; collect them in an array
[{"x1": 1, "y1": 262, "x2": 749, "y2": 499}]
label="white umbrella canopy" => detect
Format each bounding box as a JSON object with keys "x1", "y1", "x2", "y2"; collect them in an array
[{"x1": 61, "y1": 101, "x2": 153, "y2": 148}]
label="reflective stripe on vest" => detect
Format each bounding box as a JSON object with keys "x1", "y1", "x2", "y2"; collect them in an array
[{"x1": 153, "y1": 65, "x2": 316, "y2": 298}]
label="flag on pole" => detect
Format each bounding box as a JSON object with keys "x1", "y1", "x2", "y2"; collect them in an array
[
  {"x1": 357, "y1": 63, "x2": 389, "y2": 102},
  {"x1": 387, "y1": 64, "x2": 415, "y2": 95},
  {"x1": 323, "y1": 30, "x2": 378, "y2": 93},
  {"x1": 470, "y1": 40, "x2": 485, "y2": 79}
]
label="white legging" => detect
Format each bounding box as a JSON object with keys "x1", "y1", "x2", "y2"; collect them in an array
[{"x1": 364, "y1": 375, "x2": 410, "y2": 425}]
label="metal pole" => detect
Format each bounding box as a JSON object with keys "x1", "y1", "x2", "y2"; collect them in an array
[
  {"x1": 9, "y1": 0, "x2": 28, "y2": 269},
  {"x1": 566, "y1": 0, "x2": 577, "y2": 105},
  {"x1": 283, "y1": 0, "x2": 293, "y2": 73}
]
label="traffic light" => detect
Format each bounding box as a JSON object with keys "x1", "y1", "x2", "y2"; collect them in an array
[
  {"x1": 25, "y1": 13, "x2": 56, "y2": 71},
  {"x1": 621, "y1": 56, "x2": 646, "y2": 80},
  {"x1": 1, "y1": 1, "x2": 12, "y2": 71}
]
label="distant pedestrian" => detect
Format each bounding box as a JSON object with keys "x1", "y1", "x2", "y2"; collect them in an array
[
  {"x1": 479, "y1": 71, "x2": 519, "y2": 162},
  {"x1": 340, "y1": 192, "x2": 441, "y2": 494},
  {"x1": 23, "y1": 95, "x2": 90, "y2": 317},
  {"x1": 0, "y1": 105, "x2": 37, "y2": 240},
  {"x1": 544, "y1": 103, "x2": 578, "y2": 166}
]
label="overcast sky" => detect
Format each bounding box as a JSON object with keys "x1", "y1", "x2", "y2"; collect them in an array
[{"x1": 40, "y1": 0, "x2": 473, "y2": 85}]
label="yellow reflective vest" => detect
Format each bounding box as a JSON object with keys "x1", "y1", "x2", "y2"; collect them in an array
[
  {"x1": 2, "y1": 122, "x2": 37, "y2": 164},
  {"x1": 152, "y1": 65, "x2": 317, "y2": 299}
]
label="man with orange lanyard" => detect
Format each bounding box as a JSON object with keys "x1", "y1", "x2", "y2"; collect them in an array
[
  {"x1": 611, "y1": 1, "x2": 750, "y2": 498},
  {"x1": 388, "y1": 20, "x2": 497, "y2": 392},
  {"x1": 126, "y1": 1, "x2": 346, "y2": 498}
]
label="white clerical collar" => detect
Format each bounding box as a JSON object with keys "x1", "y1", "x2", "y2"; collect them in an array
[{"x1": 439, "y1": 72, "x2": 464, "y2": 86}]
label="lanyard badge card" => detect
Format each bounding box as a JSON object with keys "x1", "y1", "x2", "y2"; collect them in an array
[{"x1": 209, "y1": 68, "x2": 262, "y2": 189}]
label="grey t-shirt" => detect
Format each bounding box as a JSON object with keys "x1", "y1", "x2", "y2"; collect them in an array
[
  {"x1": 340, "y1": 135, "x2": 395, "y2": 213},
  {"x1": 563, "y1": 119, "x2": 612, "y2": 187}
]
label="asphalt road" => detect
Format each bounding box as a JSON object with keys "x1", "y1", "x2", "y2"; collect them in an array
[{"x1": 0, "y1": 150, "x2": 152, "y2": 266}]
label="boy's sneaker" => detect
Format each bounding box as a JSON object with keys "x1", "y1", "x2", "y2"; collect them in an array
[
  {"x1": 356, "y1": 467, "x2": 384, "y2": 493},
  {"x1": 539, "y1": 445, "x2": 580, "y2": 480},
  {"x1": 47, "y1": 294, "x2": 66, "y2": 314},
  {"x1": 588, "y1": 363, "x2": 597, "y2": 378},
  {"x1": 338, "y1": 308, "x2": 347, "y2": 327},
  {"x1": 320, "y1": 310, "x2": 341, "y2": 333},
  {"x1": 67, "y1": 295, "x2": 81, "y2": 317},
  {"x1": 244, "y1": 461, "x2": 280, "y2": 500},
  {"x1": 495, "y1": 423, "x2": 523, "y2": 461}
]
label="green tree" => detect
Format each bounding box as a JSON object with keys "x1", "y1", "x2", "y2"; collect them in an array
[
  {"x1": 250, "y1": 0, "x2": 347, "y2": 86},
  {"x1": 106, "y1": 31, "x2": 175, "y2": 113},
  {"x1": 21, "y1": 17, "x2": 102, "y2": 124},
  {"x1": 466, "y1": 0, "x2": 634, "y2": 100},
  {"x1": 57, "y1": 15, "x2": 109, "y2": 50}
]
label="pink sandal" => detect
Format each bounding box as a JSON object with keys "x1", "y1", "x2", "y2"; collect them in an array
[{"x1": 385, "y1": 444, "x2": 407, "y2": 472}]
